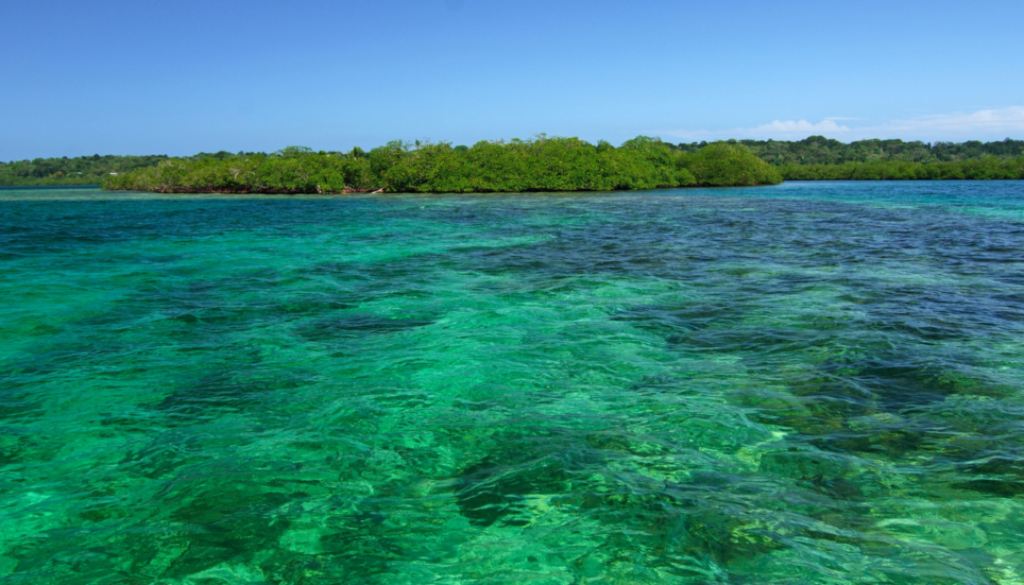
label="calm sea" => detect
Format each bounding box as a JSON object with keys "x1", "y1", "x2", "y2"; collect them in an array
[{"x1": 2, "y1": 182, "x2": 1023, "y2": 584}]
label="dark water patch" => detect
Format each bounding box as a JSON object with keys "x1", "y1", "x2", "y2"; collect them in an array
[
  {"x1": 759, "y1": 450, "x2": 860, "y2": 483},
  {"x1": 454, "y1": 435, "x2": 591, "y2": 527},
  {"x1": 275, "y1": 297, "x2": 359, "y2": 316},
  {"x1": 673, "y1": 327, "x2": 829, "y2": 356},
  {"x1": 954, "y1": 479, "x2": 1024, "y2": 497},
  {"x1": 614, "y1": 302, "x2": 740, "y2": 337},
  {"x1": 162, "y1": 485, "x2": 294, "y2": 579},
  {"x1": 0, "y1": 387, "x2": 43, "y2": 422},
  {"x1": 0, "y1": 431, "x2": 59, "y2": 467},
  {"x1": 298, "y1": 314, "x2": 434, "y2": 342},
  {"x1": 307, "y1": 260, "x2": 373, "y2": 279},
  {"x1": 154, "y1": 364, "x2": 313, "y2": 422},
  {"x1": 456, "y1": 458, "x2": 554, "y2": 527},
  {"x1": 960, "y1": 455, "x2": 1024, "y2": 478},
  {"x1": 114, "y1": 431, "x2": 209, "y2": 480}
]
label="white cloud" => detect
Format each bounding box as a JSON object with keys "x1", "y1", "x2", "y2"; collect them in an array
[
  {"x1": 747, "y1": 118, "x2": 851, "y2": 135},
  {"x1": 660, "y1": 106, "x2": 1024, "y2": 142},
  {"x1": 879, "y1": 106, "x2": 1024, "y2": 137}
]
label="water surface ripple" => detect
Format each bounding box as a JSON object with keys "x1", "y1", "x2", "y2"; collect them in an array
[{"x1": 2, "y1": 182, "x2": 1024, "y2": 584}]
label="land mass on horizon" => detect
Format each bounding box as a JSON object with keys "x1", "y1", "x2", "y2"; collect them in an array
[{"x1": 3, "y1": 136, "x2": 1024, "y2": 192}]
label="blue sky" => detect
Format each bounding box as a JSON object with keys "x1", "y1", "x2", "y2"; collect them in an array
[{"x1": 2, "y1": 0, "x2": 1023, "y2": 159}]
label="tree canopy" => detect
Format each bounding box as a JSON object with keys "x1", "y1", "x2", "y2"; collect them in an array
[
  {"x1": 670, "y1": 136, "x2": 1024, "y2": 165},
  {"x1": 6, "y1": 137, "x2": 1023, "y2": 190},
  {"x1": 103, "y1": 136, "x2": 783, "y2": 194},
  {"x1": 0, "y1": 154, "x2": 170, "y2": 186}
]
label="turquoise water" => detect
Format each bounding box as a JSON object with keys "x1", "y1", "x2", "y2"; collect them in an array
[{"x1": 2, "y1": 182, "x2": 1024, "y2": 584}]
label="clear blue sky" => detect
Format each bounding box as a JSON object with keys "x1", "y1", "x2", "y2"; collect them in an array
[{"x1": 2, "y1": 0, "x2": 1023, "y2": 159}]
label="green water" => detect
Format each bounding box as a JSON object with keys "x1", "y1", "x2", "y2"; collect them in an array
[{"x1": 2, "y1": 182, "x2": 1023, "y2": 584}]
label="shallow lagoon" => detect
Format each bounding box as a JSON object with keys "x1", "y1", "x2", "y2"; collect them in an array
[{"x1": 2, "y1": 182, "x2": 1023, "y2": 584}]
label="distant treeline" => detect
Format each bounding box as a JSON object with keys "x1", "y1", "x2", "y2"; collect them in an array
[
  {"x1": 778, "y1": 158, "x2": 1024, "y2": 180},
  {"x1": 0, "y1": 154, "x2": 170, "y2": 186},
  {"x1": 672, "y1": 136, "x2": 1024, "y2": 165},
  {"x1": 103, "y1": 137, "x2": 782, "y2": 194},
  {"x1": 5, "y1": 136, "x2": 1024, "y2": 190},
  {"x1": 745, "y1": 136, "x2": 1024, "y2": 180}
]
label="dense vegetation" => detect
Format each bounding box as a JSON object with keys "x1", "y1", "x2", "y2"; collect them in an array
[
  {"x1": 0, "y1": 154, "x2": 169, "y2": 186},
  {"x1": 6, "y1": 136, "x2": 1023, "y2": 190},
  {"x1": 672, "y1": 136, "x2": 1024, "y2": 165},
  {"x1": 777, "y1": 158, "x2": 1024, "y2": 180},
  {"x1": 674, "y1": 136, "x2": 1024, "y2": 180},
  {"x1": 103, "y1": 137, "x2": 782, "y2": 194}
]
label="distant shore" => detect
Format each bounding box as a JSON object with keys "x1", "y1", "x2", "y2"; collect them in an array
[{"x1": 5, "y1": 136, "x2": 1022, "y2": 190}]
